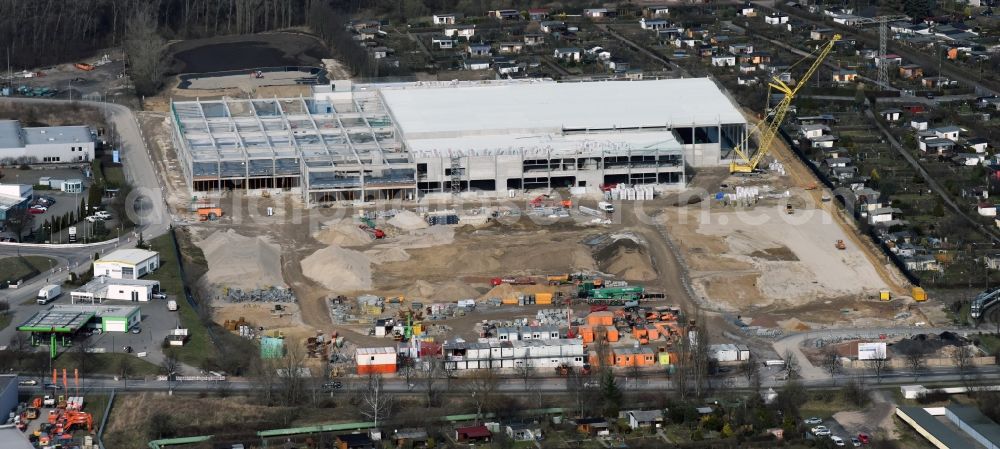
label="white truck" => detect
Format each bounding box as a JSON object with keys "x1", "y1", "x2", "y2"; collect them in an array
[
  {"x1": 598, "y1": 201, "x2": 615, "y2": 213},
  {"x1": 167, "y1": 300, "x2": 178, "y2": 311},
  {"x1": 37, "y1": 284, "x2": 62, "y2": 305}
]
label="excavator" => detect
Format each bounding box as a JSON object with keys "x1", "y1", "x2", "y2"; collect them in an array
[{"x1": 729, "y1": 35, "x2": 842, "y2": 174}]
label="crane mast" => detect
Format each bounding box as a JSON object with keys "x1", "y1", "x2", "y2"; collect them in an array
[{"x1": 730, "y1": 34, "x2": 842, "y2": 174}]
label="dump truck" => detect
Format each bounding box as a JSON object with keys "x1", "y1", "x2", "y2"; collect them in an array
[
  {"x1": 37, "y1": 285, "x2": 61, "y2": 305},
  {"x1": 546, "y1": 274, "x2": 570, "y2": 285},
  {"x1": 490, "y1": 277, "x2": 535, "y2": 286},
  {"x1": 912, "y1": 287, "x2": 927, "y2": 302}
]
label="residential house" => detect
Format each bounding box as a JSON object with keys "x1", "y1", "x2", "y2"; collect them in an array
[
  {"x1": 489, "y1": 9, "x2": 520, "y2": 20},
  {"x1": 902, "y1": 104, "x2": 926, "y2": 114},
  {"x1": 922, "y1": 76, "x2": 950, "y2": 88},
  {"x1": 528, "y1": 8, "x2": 550, "y2": 21},
  {"x1": 335, "y1": 434, "x2": 375, "y2": 449},
  {"x1": 467, "y1": 43, "x2": 491, "y2": 57},
  {"x1": 554, "y1": 47, "x2": 582, "y2": 62},
  {"x1": 967, "y1": 137, "x2": 989, "y2": 153},
  {"x1": 891, "y1": 22, "x2": 919, "y2": 35},
  {"x1": 456, "y1": 426, "x2": 492, "y2": 443},
  {"x1": 824, "y1": 157, "x2": 852, "y2": 168},
  {"x1": 765, "y1": 13, "x2": 789, "y2": 25},
  {"x1": 744, "y1": 52, "x2": 771, "y2": 65},
  {"x1": 830, "y1": 166, "x2": 858, "y2": 180},
  {"x1": 711, "y1": 54, "x2": 737, "y2": 67},
  {"x1": 432, "y1": 13, "x2": 461, "y2": 25},
  {"x1": 523, "y1": 33, "x2": 545, "y2": 46},
  {"x1": 875, "y1": 54, "x2": 903, "y2": 66},
  {"x1": 349, "y1": 19, "x2": 380, "y2": 31},
  {"x1": 640, "y1": 18, "x2": 669, "y2": 31},
  {"x1": 505, "y1": 423, "x2": 542, "y2": 441},
  {"x1": 932, "y1": 126, "x2": 962, "y2": 141},
  {"x1": 984, "y1": 254, "x2": 1000, "y2": 270},
  {"x1": 881, "y1": 109, "x2": 902, "y2": 122},
  {"x1": 627, "y1": 410, "x2": 665, "y2": 429},
  {"x1": 832, "y1": 69, "x2": 858, "y2": 84},
  {"x1": 953, "y1": 153, "x2": 984, "y2": 166},
  {"x1": 657, "y1": 27, "x2": 685, "y2": 42},
  {"x1": 910, "y1": 119, "x2": 929, "y2": 131},
  {"x1": 739, "y1": 64, "x2": 756, "y2": 74},
  {"x1": 868, "y1": 206, "x2": 901, "y2": 224},
  {"x1": 431, "y1": 35, "x2": 456, "y2": 49},
  {"x1": 495, "y1": 61, "x2": 520, "y2": 76},
  {"x1": 893, "y1": 242, "x2": 919, "y2": 258},
  {"x1": 799, "y1": 124, "x2": 830, "y2": 139},
  {"x1": 370, "y1": 47, "x2": 390, "y2": 59},
  {"x1": 498, "y1": 42, "x2": 523, "y2": 54},
  {"x1": 729, "y1": 43, "x2": 754, "y2": 54},
  {"x1": 584, "y1": 8, "x2": 610, "y2": 19},
  {"x1": 978, "y1": 202, "x2": 997, "y2": 217},
  {"x1": 644, "y1": 5, "x2": 670, "y2": 17},
  {"x1": 854, "y1": 187, "x2": 881, "y2": 205},
  {"x1": 444, "y1": 25, "x2": 476, "y2": 38},
  {"x1": 392, "y1": 429, "x2": 429, "y2": 448},
  {"x1": 810, "y1": 135, "x2": 838, "y2": 148},
  {"x1": 984, "y1": 97, "x2": 1000, "y2": 112},
  {"x1": 737, "y1": 76, "x2": 758, "y2": 86},
  {"x1": 921, "y1": 137, "x2": 956, "y2": 155},
  {"x1": 810, "y1": 28, "x2": 835, "y2": 40},
  {"x1": 739, "y1": 5, "x2": 757, "y2": 17},
  {"x1": 540, "y1": 20, "x2": 565, "y2": 33},
  {"x1": 604, "y1": 58, "x2": 630, "y2": 72},
  {"x1": 575, "y1": 417, "x2": 610, "y2": 435},
  {"x1": 905, "y1": 255, "x2": 940, "y2": 271},
  {"x1": 356, "y1": 28, "x2": 379, "y2": 41},
  {"x1": 899, "y1": 64, "x2": 924, "y2": 79}
]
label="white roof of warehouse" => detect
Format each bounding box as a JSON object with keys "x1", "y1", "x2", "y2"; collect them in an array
[
  {"x1": 379, "y1": 78, "x2": 746, "y2": 140},
  {"x1": 97, "y1": 248, "x2": 159, "y2": 265}
]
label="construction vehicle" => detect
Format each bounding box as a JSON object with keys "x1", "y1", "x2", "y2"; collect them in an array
[
  {"x1": 197, "y1": 207, "x2": 223, "y2": 221},
  {"x1": 729, "y1": 35, "x2": 842, "y2": 173},
  {"x1": 879, "y1": 290, "x2": 891, "y2": 301},
  {"x1": 912, "y1": 287, "x2": 927, "y2": 302},
  {"x1": 785, "y1": 204, "x2": 794, "y2": 215},
  {"x1": 835, "y1": 240, "x2": 846, "y2": 250},
  {"x1": 359, "y1": 217, "x2": 386, "y2": 239},
  {"x1": 587, "y1": 287, "x2": 645, "y2": 305},
  {"x1": 74, "y1": 63, "x2": 95, "y2": 71},
  {"x1": 530, "y1": 195, "x2": 572, "y2": 209},
  {"x1": 490, "y1": 276, "x2": 536, "y2": 286},
  {"x1": 547, "y1": 274, "x2": 571, "y2": 285}
]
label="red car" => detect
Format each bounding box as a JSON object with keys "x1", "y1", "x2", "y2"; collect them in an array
[
  {"x1": 28, "y1": 207, "x2": 46, "y2": 214},
  {"x1": 858, "y1": 433, "x2": 870, "y2": 444}
]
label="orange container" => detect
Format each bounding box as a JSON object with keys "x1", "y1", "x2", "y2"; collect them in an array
[
  {"x1": 605, "y1": 326, "x2": 619, "y2": 342},
  {"x1": 586, "y1": 311, "x2": 614, "y2": 326}
]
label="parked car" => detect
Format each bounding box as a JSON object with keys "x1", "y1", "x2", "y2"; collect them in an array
[
  {"x1": 131, "y1": 327, "x2": 141, "y2": 334},
  {"x1": 858, "y1": 433, "x2": 870, "y2": 444},
  {"x1": 85, "y1": 216, "x2": 103, "y2": 223},
  {"x1": 95, "y1": 211, "x2": 111, "y2": 219},
  {"x1": 28, "y1": 208, "x2": 46, "y2": 215},
  {"x1": 830, "y1": 435, "x2": 845, "y2": 447},
  {"x1": 811, "y1": 426, "x2": 831, "y2": 436},
  {"x1": 18, "y1": 379, "x2": 37, "y2": 386},
  {"x1": 152, "y1": 293, "x2": 168, "y2": 300},
  {"x1": 43, "y1": 383, "x2": 63, "y2": 390},
  {"x1": 851, "y1": 437, "x2": 862, "y2": 447},
  {"x1": 322, "y1": 381, "x2": 343, "y2": 390},
  {"x1": 804, "y1": 417, "x2": 823, "y2": 425}
]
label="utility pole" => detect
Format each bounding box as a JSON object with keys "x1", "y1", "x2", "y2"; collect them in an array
[{"x1": 878, "y1": 19, "x2": 888, "y2": 91}]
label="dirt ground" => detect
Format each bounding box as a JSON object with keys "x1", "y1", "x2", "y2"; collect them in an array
[{"x1": 167, "y1": 32, "x2": 329, "y2": 74}]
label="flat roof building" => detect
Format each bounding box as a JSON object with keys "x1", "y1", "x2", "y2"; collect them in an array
[
  {"x1": 0, "y1": 120, "x2": 95, "y2": 164},
  {"x1": 94, "y1": 249, "x2": 160, "y2": 279},
  {"x1": 0, "y1": 375, "x2": 18, "y2": 429},
  {"x1": 170, "y1": 78, "x2": 747, "y2": 205},
  {"x1": 70, "y1": 276, "x2": 161, "y2": 303}
]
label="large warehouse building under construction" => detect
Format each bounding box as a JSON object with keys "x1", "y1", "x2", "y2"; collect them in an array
[{"x1": 170, "y1": 78, "x2": 747, "y2": 205}]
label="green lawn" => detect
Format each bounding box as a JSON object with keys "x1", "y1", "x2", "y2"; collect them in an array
[
  {"x1": 103, "y1": 166, "x2": 125, "y2": 187},
  {"x1": 0, "y1": 255, "x2": 56, "y2": 284},
  {"x1": 53, "y1": 353, "x2": 161, "y2": 377},
  {"x1": 145, "y1": 234, "x2": 214, "y2": 367}
]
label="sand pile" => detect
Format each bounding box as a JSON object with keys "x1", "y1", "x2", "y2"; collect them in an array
[
  {"x1": 313, "y1": 219, "x2": 372, "y2": 246},
  {"x1": 365, "y1": 247, "x2": 411, "y2": 264},
  {"x1": 388, "y1": 210, "x2": 428, "y2": 230},
  {"x1": 404, "y1": 279, "x2": 480, "y2": 301},
  {"x1": 595, "y1": 238, "x2": 657, "y2": 281},
  {"x1": 200, "y1": 230, "x2": 285, "y2": 289},
  {"x1": 301, "y1": 245, "x2": 372, "y2": 293},
  {"x1": 778, "y1": 317, "x2": 811, "y2": 331},
  {"x1": 398, "y1": 226, "x2": 455, "y2": 248}
]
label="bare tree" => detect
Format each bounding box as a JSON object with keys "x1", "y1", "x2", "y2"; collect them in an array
[
  {"x1": 903, "y1": 348, "x2": 928, "y2": 381},
  {"x1": 4, "y1": 207, "x2": 34, "y2": 243},
  {"x1": 867, "y1": 346, "x2": 890, "y2": 384},
  {"x1": 782, "y1": 349, "x2": 799, "y2": 379},
  {"x1": 124, "y1": 5, "x2": 166, "y2": 96},
  {"x1": 420, "y1": 359, "x2": 442, "y2": 408},
  {"x1": 359, "y1": 373, "x2": 394, "y2": 427},
  {"x1": 515, "y1": 353, "x2": 534, "y2": 389},
  {"x1": 160, "y1": 349, "x2": 181, "y2": 376},
  {"x1": 466, "y1": 360, "x2": 500, "y2": 423},
  {"x1": 691, "y1": 320, "x2": 710, "y2": 398},
  {"x1": 278, "y1": 343, "x2": 308, "y2": 406},
  {"x1": 952, "y1": 344, "x2": 976, "y2": 391},
  {"x1": 820, "y1": 345, "x2": 843, "y2": 384},
  {"x1": 741, "y1": 353, "x2": 760, "y2": 393},
  {"x1": 117, "y1": 355, "x2": 131, "y2": 390},
  {"x1": 566, "y1": 366, "x2": 591, "y2": 417}
]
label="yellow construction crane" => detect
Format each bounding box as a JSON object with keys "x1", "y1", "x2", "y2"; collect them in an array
[{"x1": 729, "y1": 34, "x2": 842, "y2": 174}]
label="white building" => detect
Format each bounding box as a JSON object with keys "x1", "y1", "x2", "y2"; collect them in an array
[
  {"x1": 764, "y1": 13, "x2": 789, "y2": 25},
  {"x1": 93, "y1": 249, "x2": 160, "y2": 279},
  {"x1": 0, "y1": 120, "x2": 95, "y2": 164},
  {"x1": 0, "y1": 184, "x2": 31, "y2": 221},
  {"x1": 70, "y1": 276, "x2": 161, "y2": 303},
  {"x1": 169, "y1": 78, "x2": 747, "y2": 205},
  {"x1": 496, "y1": 326, "x2": 560, "y2": 341},
  {"x1": 443, "y1": 338, "x2": 585, "y2": 370},
  {"x1": 432, "y1": 13, "x2": 461, "y2": 25}
]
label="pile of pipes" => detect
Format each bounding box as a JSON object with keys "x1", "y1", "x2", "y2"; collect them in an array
[{"x1": 225, "y1": 287, "x2": 296, "y2": 303}]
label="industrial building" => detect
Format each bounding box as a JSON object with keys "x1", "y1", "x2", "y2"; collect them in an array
[
  {"x1": 17, "y1": 304, "x2": 141, "y2": 358},
  {"x1": 0, "y1": 120, "x2": 95, "y2": 164},
  {"x1": 93, "y1": 249, "x2": 160, "y2": 279},
  {"x1": 70, "y1": 276, "x2": 161, "y2": 303},
  {"x1": 0, "y1": 184, "x2": 31, "y2": 221},
  {"x1": 169, "y1": 78, "x2": 747, "y2": 205},
  {"x1": 442, "y1": 338, "x2": 585, "y2": 370},
  {"x1": 0, "y1": 375, "x2": 17, "y2": 426},
  {"x1": 897, "y1": 406, "x2": 1000, "y2": 449}
]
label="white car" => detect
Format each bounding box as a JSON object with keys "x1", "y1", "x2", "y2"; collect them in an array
[
  {"x1": 85, "y1": 215, "x2": 104, "y2": 223},
  {"x1": 830, "y1": 435, "x2": 846, "y2": 446},
  {"x1": 95, "y1": 211, "x2": 111, "y2": 219},
  {"x1": 811, "y1": 426, "x2": 831, "y2": 436},
  {"x1": 804, "y1": 417, "x2": 823, "y2": 425}
]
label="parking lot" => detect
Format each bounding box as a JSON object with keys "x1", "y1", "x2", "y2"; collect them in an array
[{"x1": 80, "y1": 295, "x2": 182, "y2": 365}]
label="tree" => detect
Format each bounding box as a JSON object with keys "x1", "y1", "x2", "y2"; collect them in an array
[
  {"x1": 600, "y1": 369, "x2": 622, "y2": 417},
  {"x1": 124, "y1": 5, "x2": 166, "y2": 95},
  {"x1": 4, "y1": 207, "x2": 34, "y2": 242},
  {"x1": 867, "y1": 346, "x2": 890, "y2": 383},
  {"x1": 160, "y1": 348, "x2": 181, "y2": 376},
  {"x1": 843, "y1": 374, "x2": 869, "y2": 408},
  {"x1": 904, "y1": 347, "x2": 928, "y2": 381},
  {"x1": 952, "y1": 344, "x2": 975, "y2": 388},
  {"x1": 359, "y1": 373, "x2": 394, "y2": 426},
  {"x1": 466, "y1": 361, "x2": 499, "y2": 423},
  {"x1": 117, "y1": 355, "x2": 132, "y2": 390},
  {"x1": 146, "y1": 412, "x2": 177, "y2": 440},
  {"x1": 515, "y1": 353, "x2": 534, "y2": 389},
  {"x1": 782, "y1": 349, "x2": 799, "y2": 379},
  {"x1": 277, "y1": 343, "x2": 308, "y2": 406},
  {"x1": 566, "y1": 366, "x2": 593, "y2": 417},
  {"x1": 419, "y1": 359, "x2": 442, "y2": 408},
  {"x1": 820, "y1": 345, "x2": 843, "y2": 384}
]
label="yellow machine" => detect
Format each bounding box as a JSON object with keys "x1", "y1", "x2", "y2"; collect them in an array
[{"x1": 730, "y1": 35, "x2": 842, "y2": 173}]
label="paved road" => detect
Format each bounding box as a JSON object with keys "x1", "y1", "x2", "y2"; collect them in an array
[{"x1": 801, "y1": 94, "x2": 979, "y2": 105}]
